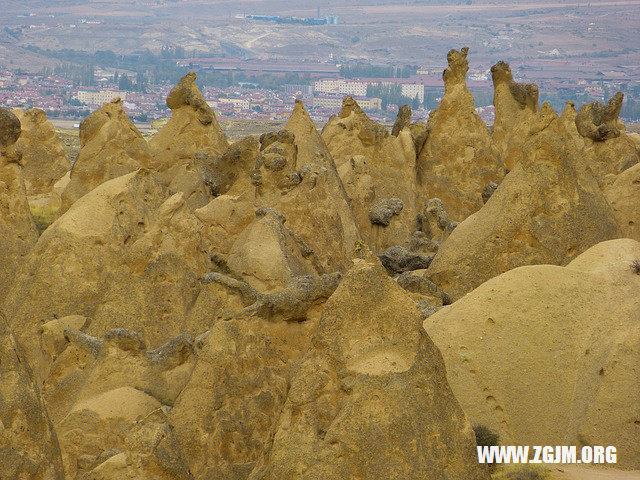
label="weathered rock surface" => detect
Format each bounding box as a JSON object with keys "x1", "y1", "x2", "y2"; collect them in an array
[
  {"x1": 0, "y1": 107, "x2": 38, "y2": 303},
  {"x1": 0, "y1": 106, "x2": 21, "y2": 148},
  {"x1": 604, "y1": 162, "x2": 640, "y2": 241},
  {"x1": 4, "y1": 170, "x2": 213, "y2": 384},
  {"x1": 575, "y1": 93, "x2": 640, "y2": 185},
  {"x1": 60, "y1": 98, "x2": 152, "y2": 213},
  {"x1": 417, "y1": 47, "x2": 504, "y2": 221},
  {"x1": 48, "y1": 328, "x2": 195, "y2": 479},
  {"x1": 491, "y1": 60, "x2": 540, "y2": 169},
  {"x1": 251, "y1": 259, "x2": 489, "y2": 480},
  {"x1": 427, "y1": 107, "x2": 620, "y2": 300},
  {"x1": 226, "y1": 207, "x2": 319, "y2": 292},
  {"x1": 149, "y1": 72, "x2": 228, "y2": 209},
  {"x1": 150, "y1": 72, "x2": 227, "y2": 170},
  {"x1": 378, "y1": 245, "x2": 432, "y2": 274},
  {"x1": 0, "y1": 313, "x2": 65, "y2": 480},
  {"x1": 322, "y1": 97, "x2": 418, "y2": 252},
  {"x1": 12, "y1": 108, "x2": 70, "y2": 195},
  {"x1": 425, "y1": 239, "x2": 640, "y2": 469},
  {"x1": 171, "y1": 316, "x2": 316, "y2": 480}
]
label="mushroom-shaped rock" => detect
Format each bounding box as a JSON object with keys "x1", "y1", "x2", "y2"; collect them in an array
[{"x1": 575, "y1": 93, "x2": 639, "y2": 184}]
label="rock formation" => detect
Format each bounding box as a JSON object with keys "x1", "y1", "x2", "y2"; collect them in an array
[
  {"x1": 3, "y1": 170, "x2": 211, "y2": 383},
  {"x1": 575, "y1": 93, "x2": 640, "y2": 186},
  {"x1": 491, "y1": 60, "x2": 540, "y2": 169},
  {"x1": 0, "y1": 313, "x2": 65, "y2": 480},
  {"x1": 425, "y1": 239, "x2": 640, "y2": 469},
  {"x1": 12, "y1": 108, "x2": 70, "y2": 196},
  {"x1": 42, "y1": 327, "x2": 195, "y2": 478},
  {"x1": 0, "y1": 107, "x2": 38, "y2": 303},
  {"x1": 2, "y1": 47, "x2": 640, "y2": 480},
  {"x1": 12, "y1": 109, "x2": 70, "y2": 228},
  {"x1": 60, "y1": 98, "x2": 152, "y2": 213},
  {"x1": 417, "y1": 47, "x2": 504, "y2": 221},
  {"x1": 149, "y1": 72, "x2": 229, "y2": 209},
  {"x1": 426, "y1": 106, "x2": 619, "y2": 300},
  {"x1": 604, "y1": 162, "x2": 640, "y2": 241},
  {"x1": 250, "y1": 258, "x2": 489, "y2": 480},
  {"x1": 322, "y1": 96, "x2": 418, "y2": 252}
]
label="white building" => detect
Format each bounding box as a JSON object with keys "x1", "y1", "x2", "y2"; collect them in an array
[
  {"x1": 314, "y1": 79, "x2": 367, "y2": 97},
  {"x1": 400, "y1": 83, "x2": 425, "y2": 103},
  {"x1": 76, "y1": 90, "x2": 126, "y2": 105}
]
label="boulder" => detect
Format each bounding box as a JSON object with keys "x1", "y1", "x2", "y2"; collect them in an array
[
  {"x1": 60, "y1": 98, "x2": 152, "y2": 212},
  {"x1": 427, "y1": 106, "x2": 619, "y2": 300},
  {"x1": 417, "y1": 47, "x2": 504, "y2": 220},
  {"x1": 0, "y1": 106, "x2": 21, "y2": 149},
  {"x1": 251, "y1": 259, "x2": 489, "y2": 480},
  {"x1": 425, "y1": 239, "x2": 640, "y2": 469}
]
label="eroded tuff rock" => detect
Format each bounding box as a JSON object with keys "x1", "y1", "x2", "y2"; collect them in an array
[
  {"x1": 427, "y1": 106, "x2": 619, "y2": 300},
  {"x1": 203, "y1": 271, "x2": 342, "y2": 322},
  {"x1": 12, "y1": 108, "x2": 71, "y2": 229},
  {"x1": 4, "y1": 170, "x2": 213, "y2": 384},
  {"x1": 60, "y1": 98, "x2": 152, "y2": 213},
  {"x1": 575, "y1": 93, "x2": 640, "y2": 185},
  {"x1": 378, "y1": 245, "x2": 432, "y2": 274},
  {"x1": 417, "y1": 47, "x2": 504, "y2": 220},
  {"x1": 491, "y1": 60, "x2": 541, "y2": 169},
  {"x1": 150, "y1": 72, "x2": 227, "y2": 168},
  {"x1": 170, "y1": 315, "x2": 317, "y2": 480},
  {"x1": 226, "y1": 207, "x2": 320, "y2": 292},
  {"x1": 604, "y1": 162, "x2": 640, "y2": 241},
  {"x1": 0, "y1": 313, "x2": 65, "y2": 480},
  {"x1": 13, "y1": 108, "x2": 70, "y2": 195},
  {"x1": 149, "y1": 72, "x2": 229, "y2": 209},
  {"x1": 322, "y1": 96, "x2": 418, "y2": 252},
  {"x1": 0, "y1": 107, "x2": 38, "y2": 303},
  {"x1": 250, "y1": 258, "x2": 489, "y2": 480},
  {"x1": 47, "y1": 327, "x2": 195, "y2": 479},
  {"x1": 425, "y1": 239, "x2": 640, "y2": 469}
]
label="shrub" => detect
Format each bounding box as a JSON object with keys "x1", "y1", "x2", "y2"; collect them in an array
[
  {"x1": 473, "y1": 424, "x2": 500, "y2": 448},
  {"x1": 493, "y1": 465, "x2": 550, "y2": 480},
  {"x1": 630, "y1": 260, "x2": 640, "y2": 274}
]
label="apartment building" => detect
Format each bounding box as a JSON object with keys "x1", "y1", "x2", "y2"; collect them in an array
[
  {"x1": 76, "y1": 90, "x2": 126, "y2": 105},
  {"x1": 314, "y1": 79, "x2": 368, "y2": 97}
]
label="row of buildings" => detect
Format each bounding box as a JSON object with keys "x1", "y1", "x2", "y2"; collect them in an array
[{"x1": 313, "y1": 78, "x2": 426, "y2": 102}]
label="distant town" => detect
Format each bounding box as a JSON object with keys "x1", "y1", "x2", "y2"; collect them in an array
[{"x1": 1, "y1": 54, "x2": 639, "y2": 127}]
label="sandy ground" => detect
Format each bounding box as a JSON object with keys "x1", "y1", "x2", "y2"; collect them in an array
[{"x1": 550, "y1": 465, "x2": 640, "y2": 479}]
